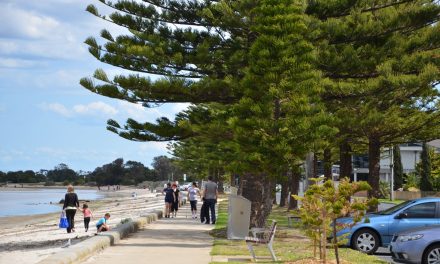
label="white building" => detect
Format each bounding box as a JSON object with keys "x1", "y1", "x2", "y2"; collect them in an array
[{"x1": 352, "y1": 140, "x2": 440, "y2": 182}]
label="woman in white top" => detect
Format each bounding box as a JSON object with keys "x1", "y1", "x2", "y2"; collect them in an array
[{"x1": 187, "y1": 182, "x2": 201, "y2": 219}]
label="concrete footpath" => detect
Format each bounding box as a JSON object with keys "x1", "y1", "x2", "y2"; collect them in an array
[{"x1": 82, "y1": 204, "x2": 214, "y2": 264}]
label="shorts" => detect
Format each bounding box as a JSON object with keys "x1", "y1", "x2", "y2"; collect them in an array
[
  {"x1": 190, "y1": 200, "x2": 197, "y2": 211},
  {"x1": 165, "y1": 197, "x2": 174, "y2": 203},
  {"x1": 97, "y1": 224, "x2": 108, "y2": 231}
]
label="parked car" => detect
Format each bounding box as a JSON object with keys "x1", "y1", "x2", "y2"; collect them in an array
[
  {"x1": 390, "y1": 225, "x2": 440, "y2": 264},
  {"x1": 336, "y1": 197, "x2": 440, "y2": 254}
]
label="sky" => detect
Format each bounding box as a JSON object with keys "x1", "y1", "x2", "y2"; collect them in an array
[{"x1": 0, "y1": 0, "x2": 188, "y2": 172}]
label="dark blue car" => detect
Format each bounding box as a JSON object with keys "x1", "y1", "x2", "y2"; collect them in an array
[{"x1": 337, "y1": 197, "x2": 440, "y2": 254}]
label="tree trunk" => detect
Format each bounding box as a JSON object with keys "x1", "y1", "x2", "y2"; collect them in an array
[
  {"x1": 241, "y1": 173, "x2": 274, "y2": 228},
  {"x1": 280, "y1": 176, "x2": 288, "y2": 207},
  {"x1": 368, "y1": 135, "x2": 381, "y2": 210},
  {"x1": 216, "y1": 169, "x2": 225, "y2": 194},
  {"x1": 313, "y1": 152, "x2": 318, "y2": 178},
  {"x1": 288, "y1": 167, "x2": 301, "y2": 211},
  {"x1": 217, "y1": 180, "x2": 224, "y2": 194},
  {"x1": 230, "y1": 174, "x2": 236, "y2": 187},
  {"x1": 323, "y1": 148, "x2": 332, "y2": 180},
  {"x1": 339, "y1": 141, "x2": 352, "y2": 179},
  {"x1": 273, "y1": 184, "x2": 278, "y2": 205},
  {"x1": 333, "y1": 219, "x2": 340, "y2": 264}
]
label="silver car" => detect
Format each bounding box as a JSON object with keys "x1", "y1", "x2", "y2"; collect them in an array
[{"x1": 390, "y1": 225, "x2": 440, "y2": 264}]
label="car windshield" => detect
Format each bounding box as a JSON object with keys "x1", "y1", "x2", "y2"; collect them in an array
[{"x1": 376, "y1": 200, "x2": 416, "y2": 215}]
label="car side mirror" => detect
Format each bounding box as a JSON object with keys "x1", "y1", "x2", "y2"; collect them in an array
[{"x1": 395, "y1": 212, "x2": 408, "y2": 219}]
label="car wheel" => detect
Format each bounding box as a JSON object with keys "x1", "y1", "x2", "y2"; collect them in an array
[
  {"x1": 352, "y1": 229, "x2": 379, "y2": 254},
  {"x1": 423, "y1": 244, "x2": 440, "y2": 264}
]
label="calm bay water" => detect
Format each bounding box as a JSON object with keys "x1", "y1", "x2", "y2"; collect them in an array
[{"x1": 0, "y1": 189, "x2": 103, "y2": 217}]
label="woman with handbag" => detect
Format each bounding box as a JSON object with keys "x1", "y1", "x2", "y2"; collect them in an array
[{"x1": 63, "y1": 185, "x2": 79, "y2": 233}]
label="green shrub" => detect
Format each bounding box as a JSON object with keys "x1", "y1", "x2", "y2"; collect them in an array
[
  {"x1": 403, "y1": 173, "x2": 420, "y2": 191},
  {"x1": 379, "y1": 181, "x2": 390, "y2": 199},
  {"x1": 293, "y1": 178, "x2": 377, "y2": 264}
]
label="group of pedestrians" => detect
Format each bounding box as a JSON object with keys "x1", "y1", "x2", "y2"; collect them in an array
[
  {"x1": 163, "y1": 176, "x2": 218, "y2": 225},
  {"x1": 62, "y1": 185, "x2": 111, "y2": 234},
  {"x1": 162, "y1": 182, "x2": 181, "y2": 218}
]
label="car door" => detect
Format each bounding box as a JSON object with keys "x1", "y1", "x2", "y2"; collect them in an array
[{"x1": 387, "y1": 202, "x2": 439, "y2": 243}]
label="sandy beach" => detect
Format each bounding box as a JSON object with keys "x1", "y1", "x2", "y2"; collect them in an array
[{"x1": 0, "y1": 187, "x2": 166, "y2": 264}]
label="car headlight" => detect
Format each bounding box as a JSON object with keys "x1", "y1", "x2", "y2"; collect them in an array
[{"x1": 399, "y1": 234, "x2": 423, "y2": 242}]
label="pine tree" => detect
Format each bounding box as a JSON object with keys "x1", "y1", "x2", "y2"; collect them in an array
[
  {"x1": 306, "y1": 0, "x2": 440, "y2": 202},
  {"x1": 420, "y1": 142, "x2": 433, "y2": 191},
  {"x1": 393, "y1": 145, "x2": 404, "y2": 190},
  {"x1": 82, "y1": 0, "x2": 330, "y2": 226}
]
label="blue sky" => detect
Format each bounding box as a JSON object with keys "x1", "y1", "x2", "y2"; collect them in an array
[{"x1": 0, "y1": 0, "x2": 187, "y2": 172}]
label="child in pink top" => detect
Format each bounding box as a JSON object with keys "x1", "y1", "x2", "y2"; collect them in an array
[{"x1": 80, "y1": 203, "x2": 93, "y2": 232}]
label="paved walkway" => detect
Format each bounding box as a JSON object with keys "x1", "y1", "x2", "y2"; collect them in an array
[{"x1": 82, "y1": 203, "x2": 214, "y2": 264}]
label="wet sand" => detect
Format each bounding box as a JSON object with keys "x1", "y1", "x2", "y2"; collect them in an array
[{"x1": 0, "y1": 187, "x2": 165, "y2": 264}]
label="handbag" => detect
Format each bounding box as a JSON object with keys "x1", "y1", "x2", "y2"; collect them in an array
[{"x1": 59, "y1": 211, "x2": 69, "y2": 229}]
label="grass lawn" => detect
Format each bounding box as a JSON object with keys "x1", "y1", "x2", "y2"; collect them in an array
[
  {"x1": 210, "y1": 197, "x2": 387, "y2": 264},
  {"x1": 378, "y1": 198, "x2": 405, "y2": 205}
]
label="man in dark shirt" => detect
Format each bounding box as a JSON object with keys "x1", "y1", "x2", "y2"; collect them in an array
[{"x1": 203, "y1": 176, "x2": 218, "y2": 224}]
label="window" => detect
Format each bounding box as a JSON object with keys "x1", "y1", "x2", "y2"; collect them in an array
[{"x1": 403, "y1": 202, "x2": 436, "y2": 218}]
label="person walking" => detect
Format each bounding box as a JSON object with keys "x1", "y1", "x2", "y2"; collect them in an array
[
  {"x1": 63, "y1": 185, "x2": 79, "y2": 233},
  {"x1": 187, "y1": 182, "x2": 201, "y2": 219},
  {"x1": 171, "y1": 182, "x2": 180, "y2": 218},
  {"x1": 202, "y1": 176, "x2": 218, "y2": 224},
  {"x1": 162, "y1": 183, "x2": 174, "y2": 218},
  {"x1": 79, "y1": 203, "x2": 93, "y2": 232}
]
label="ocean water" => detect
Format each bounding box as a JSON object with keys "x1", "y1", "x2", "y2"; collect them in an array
[{"x1": 0, "y1": 189, "x2": 103, "y2": 217}]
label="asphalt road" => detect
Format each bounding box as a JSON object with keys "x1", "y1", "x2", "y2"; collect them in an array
[{"x1": 375, "y1": 247, "x2": 395, "y2": 263}]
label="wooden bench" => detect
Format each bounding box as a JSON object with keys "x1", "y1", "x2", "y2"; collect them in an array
[
  {"x1": 245, "y1": 220, "x2": 277, "y2": 261},
  {"x1": 287, "y1": 215, "x2": 301, "y2": 227}
]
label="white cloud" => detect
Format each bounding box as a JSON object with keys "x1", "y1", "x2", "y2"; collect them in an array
[
  {"x1": 117, "y1": 101, "x2": 163, "y2": 121},
  {"x1": 39, "y1": 102, "x2": 72, "y2": 117},
  {"x1": 172, "y1": 103, "x2": 190, "y2": 113},
  {"x1": 37, "y1": 100, "x2": 189, "y2": 129},
  {"x1": 0, "y1": 41, "x2": 18, "y2": 54},
  {"x1": 139, "y1": 142, "x2": 170, "y2": 152},
  {"x1": 0, "y1": 149, "x2": 31, "y2": 163},
  {"x1": 0, "y1": 3, "x2": 60, "y2": 39},
  {"x1": 73, "y1": 101, "x2": 118, "y2": 116},
  {"x1": 0, "y1": 58, "x2": 41, "y2": 68},
  {"x1": 0, "y1": 2, "x2": 95, "y2": 66},
  {"x1": 39, "y1": 101, "x2": 118, "y2": 118}
]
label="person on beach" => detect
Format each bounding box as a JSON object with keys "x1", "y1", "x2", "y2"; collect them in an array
[
  {"x1": 79, "y1": 203, "x2": 93, "y2": 232},
  {"x1": 187, "y1": 182, "x2": 201, "y2": 219},
  {"x1": 202, "y1": 176, "x2": 218, "y2": 224},
  {"x1": 162, "y1": 183, "x2": 174, "y2": 218},
  {"x1": 171, "y1": 182, "x2": 180, "y2": 218},
  {"x1": 63, "y1": 185, "x2": 79, "y2": 233},
  {"x1": 96, "y1": 213, "x2": 110, "y2": 233}
]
